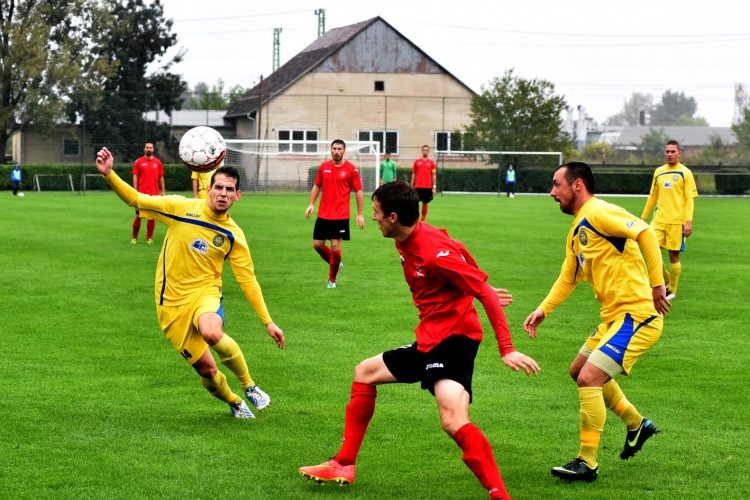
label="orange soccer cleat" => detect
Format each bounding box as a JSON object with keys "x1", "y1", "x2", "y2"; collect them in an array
[{"x1": 299, "y1": 459, "x2": 356, "y2": 486}]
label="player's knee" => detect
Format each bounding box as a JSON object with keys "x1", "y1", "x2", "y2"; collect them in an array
[
  {"x1": 439, "y1": 413, "x2": 467, "y2": 436},
  {"x1": 312, "y1": 240, "x2": 325, "y2": 250},
  {"x1": 195, "y1": 363, "x2": 217, "y2": 379}
]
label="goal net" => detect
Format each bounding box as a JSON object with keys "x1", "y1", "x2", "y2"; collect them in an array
[
  {"x1": 34, "y1": 174, "x2": 75, "y2": 192},
  {"x1": 80, "y1": 174, "x2": 111, "y2": 192},
  {"x1": 224, "y1": 140, "x2": 381, "y2": 193}
]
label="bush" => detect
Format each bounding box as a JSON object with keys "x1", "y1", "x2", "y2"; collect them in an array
[{"x1": 715, "y1": 170, "x2": 750, "y2": 195}]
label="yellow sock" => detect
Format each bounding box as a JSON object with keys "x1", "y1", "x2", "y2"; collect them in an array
[
  {"x1": 669, "y1": 262, "x2": 682, "y2": 295},
  {"x1": 578, "y1": 387, "x2": 605, "y2": 468},
  {"x1": 200, "y1": 371, "x2": 242, "y2": 404},
  {"x1": 602, "y1": 380, "x2": 643, "y2": 430},
  {"x1": 662, "y1": 262, "x2": 670, "y2": 286},
  {"x1": 212, "y1": 334, "x2": 255, "y2": 390}
]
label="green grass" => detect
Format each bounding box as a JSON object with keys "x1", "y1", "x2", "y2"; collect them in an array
[{"x1": 1, "y1": 190, "x2": 748, "y2": 500}]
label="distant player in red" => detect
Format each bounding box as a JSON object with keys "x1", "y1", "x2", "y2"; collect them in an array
[
  {"x1": 131, "y1": 142, "x2": 165, "y2": 244},
  {"x1": 305, "y1": 139, "x2": 365, "y2": 288},
  {"x1": 411, "y1": 145, "x2": 437, "y2": 222},
  {"x1": 299, "y1": 181, "x2": 539, "y2": 500}
]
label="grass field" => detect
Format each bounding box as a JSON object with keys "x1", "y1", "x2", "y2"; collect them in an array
[{"x1": 1, "y1": 189, "x2": 748, "y2": 500}]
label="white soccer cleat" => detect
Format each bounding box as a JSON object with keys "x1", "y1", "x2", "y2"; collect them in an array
[
  {"x1": 327, "y1": 281, "x2": 337, "y2": 289},
  {"x1": 245, "y1": 385, "x2": 271, "y2": 411},
  {"x1": 230, "y1": 400, "x2": 255, "y2": 419},
  {"x1": 666, "y1": 292, "x2": 676, "y2": 301}
]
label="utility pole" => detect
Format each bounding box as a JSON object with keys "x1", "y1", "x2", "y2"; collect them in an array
[
  {"x1": 314, "y1": 9, "x2": 325, "y2": 38},
  {"x1": 272, "y1": 28, "x2": 282, "y2": 72}
]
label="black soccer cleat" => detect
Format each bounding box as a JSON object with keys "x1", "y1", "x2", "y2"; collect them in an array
[
  {"x1": 621, "y1": 418, "x2": 659, "y2": 460},
  {"x1": 551, "y1": 458, "x2": 598, "y2": 482}
]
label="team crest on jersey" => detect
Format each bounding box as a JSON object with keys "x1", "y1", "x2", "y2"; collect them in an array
[
  {"x1": 579, "y1": 230, "x2": 588, "y2": 246},
  {"x1": 673, "y1": 175, "x2": 680, "y2": 181},
  {"x1": 664, "y1": 181, "x2": 673, "y2": 188},
  {"x1": 190, "y1": 238, "x2": 209, "y2": 255},
  {"x1": 213, "y1": 235, "x2": 225, "y2": 247}
]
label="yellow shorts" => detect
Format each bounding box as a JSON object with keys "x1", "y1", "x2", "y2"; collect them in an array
[
  {"x1": 156, "y1": 287, "x2": 224, "y2": 365},
  {"x1": 651, "y1": 222, "x2": 685, "y2": 252},
  {"x1": 197, "y1": 189, "x2": 208, "y2": 200},
  {"x1": 579, "y1": 313, "x2": 663, "y2": 378}
]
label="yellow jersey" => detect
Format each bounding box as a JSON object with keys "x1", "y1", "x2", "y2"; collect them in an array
[
  {"x1": 645, "y1": 163, "x2": 698, "y2": 224},
  {"x1": 541, "y1": 197, "x2": 659, "y2": 323},
  {"x1": 191, "y1": 168, "x2": 216, "y2": 193},
  {"x1": 105, "y1": 171, "x2": 272, "y2": 324}
]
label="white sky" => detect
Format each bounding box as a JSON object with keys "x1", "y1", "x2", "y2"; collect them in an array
[{"x1": 154, "y1": 0, "x2": 750, "y2": 127}]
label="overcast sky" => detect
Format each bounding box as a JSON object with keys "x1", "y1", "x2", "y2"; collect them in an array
[{"x1": 155, "y1": 0, "x2": 750, "y2": 127}]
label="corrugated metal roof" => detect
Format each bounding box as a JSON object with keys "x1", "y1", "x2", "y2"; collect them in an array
[{"x1": 612, "y1": 126, "x2": 737, "y2": 147}]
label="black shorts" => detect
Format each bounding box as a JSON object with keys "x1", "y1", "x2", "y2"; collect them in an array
[
  {"x1": 313, "y1": 217, "x2": 350, "y2": 241},
  {"x1": 382, "y1": 335, "x2": 480, "y2": 401},
  {"x1": 415, "y1": 188, "x2": 434, "y2": 204}
]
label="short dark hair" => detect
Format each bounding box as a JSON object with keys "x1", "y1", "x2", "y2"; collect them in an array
[
  {"x1": 666, "y1": 140, "x2": 681, "y2": 150},
  {"x1": 372, "y1": 180, "x2": 419, "y2": 226},
  {"x1": 331, "y1": 139, "x2": 346, "y2": 149},
  {"x1": 422, "y1": 145, "x2": 429, "y2": 149},
  {"x1": 211, "y1": 166, "x2": 241, "y2": 188},
  {"x1": 556, "y1": 161, "x2": 595, "y2": 194}
]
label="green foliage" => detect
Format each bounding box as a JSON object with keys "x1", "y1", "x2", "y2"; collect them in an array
[
  {"x1": 731, "y1": 105, "x2": 750, "y2": 150},
  {"x1": 0, "y1": 0, "x2": 114, "y2": 163},
  {"x1": 672, "y1": 114, "x2": 710, "y2": 126},
  {"x1": 606, "y1": 92, "x2": 653, "y2": 126},
  {"x1": 651, "y1": 90, "x2": 701, "y2": 125},
  {"x1": 183, "y1": 79, "x2": 250, "y2": 110},
  {"x1": 567, "y1": 142, "x2": 638, "y2": 164},
  {"x1": 463, "y1": 69, "x2": 574, "y2": 164},
  {"x1": 715, "y1": 170, "x2": 750, "y2": 194},
  {"x1": 68, "y1": 0, "x2": 187, "y2": 163},
  {"x1": 636, "y1": 128, "x2": 674, "y2": 160},
  {"x1": 1, "y1": 193, "x2": 749, "y2": 499}
]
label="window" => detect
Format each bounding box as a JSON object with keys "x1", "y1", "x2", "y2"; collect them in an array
[
  {"x1": 435, "y1": 131, "x2": 465, "y2": 154},
  {"x1": 62, "y1": 139, "x2": 80, "y2": 156},
  {"x1": 277, "y1": 129, "x2": 319, "y2": 152},
  {"x1": 357, "y1": 130, "x2": 399, "y2": 155},
  {"x1": 374, "y1": 81, "x2": 385, "y2": 92}
]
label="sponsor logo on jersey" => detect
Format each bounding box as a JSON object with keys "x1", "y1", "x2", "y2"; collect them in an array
[
  {"x1": 627, "y1": 219, "x2": 636, "y2": 228},
  {"x1": 436, "y1": 250, "x2": 450, "y2": 258},
  {"x1": 590, "y1": 326, "x2": 599, "y2": 338},
  {"x1": 605, "y1": 343, "x2": 621, "y2": 354},
  {"x1": 425, "y1": 363, "x2": 444, "y2": 370},
  {"x1": 323, "y1": 169, "x2": 331, "y2": 173},
  {"x1": 577, "y1": 251, "x2": 586, "y2": 267},
  {"x1": 414, "y1": 265, "x2": 425, "y2": 278},
  {"x1": 579, "y1": 230, "x2": 588, "y2": 245},
  {"x1": 190, "y1": 238, "x2": 209, "y2": 255},
  {"x1": 186, "y1": 212, "x2": 201, "y2": 218},
  {"x1": 664, "y1": 181, "x2": 673, "y2": 188},
  {"x1": 213, "y1": 235, "x2": 225, "y2": 247}
]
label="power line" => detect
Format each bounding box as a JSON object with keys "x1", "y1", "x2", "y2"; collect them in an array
[{"x1": 174, "y1": 9, "x2": 313, "y2": 23}]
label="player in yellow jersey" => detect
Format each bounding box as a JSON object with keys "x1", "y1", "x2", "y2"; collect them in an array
[
  {"x1": 524, "y1": 162, "x2": 671, "y2": 482},
  {"x1": 641, "y1": 140, "x2": 698, "y2": 300},
  {"x1": 95, "y1": 147, "x2": 285, "y2": 419},
  {"x1": 192, "y1": 167, "x2": 217, "y2": 199}
]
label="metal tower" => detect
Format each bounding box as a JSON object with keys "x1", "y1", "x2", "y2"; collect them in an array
[
  {"x1": 733, "y1": 83, "x2": 748, "y2": 125},
  {"x1": 315, "y1": 9, "x2": 325, "y2": 38},
  {"x1": 272, "y1": 28, "x2": 282, "y2": 72}
]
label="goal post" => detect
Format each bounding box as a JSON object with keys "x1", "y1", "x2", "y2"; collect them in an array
[
  {"x1": 224, "y1": 139, "x2": 380, "y2": 193},
  {"x1": 80, "y1": 174, "x2": 112, "y2": 193},
  {"x1": 34, "y1": 174, "x2": 75, "y2": 192}
]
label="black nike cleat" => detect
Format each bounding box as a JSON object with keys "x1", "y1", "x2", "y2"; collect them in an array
[
  {"x1": 551, "y1": 458, "x2": 598, "y2": 482},
  {"x1": 621, "y1": 418, "x2": 659, "y2": 460}
]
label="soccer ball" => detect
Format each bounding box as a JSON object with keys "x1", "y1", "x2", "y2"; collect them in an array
[
  {"x1": 18, "y1": 192, "x2": 24, "y2": 197},
  {"x1": 179, "y1": 126, "x2": 226, "y2": 172}
]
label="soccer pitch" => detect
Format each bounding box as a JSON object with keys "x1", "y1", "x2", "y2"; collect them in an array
[{"x1": 1, "y1": 191, "x2": 748, "y2": 500}]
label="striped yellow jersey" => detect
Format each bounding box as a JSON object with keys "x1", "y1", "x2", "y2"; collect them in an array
[
  {"x1": 648, "y1": 163, "x2": 698, "y2": 224},
  {"x1": 104, "y1": 171, "x2": 272, "y2": 324},
  {"x1": 553, "y1": 197, "x2": 658, "y2": 323}
]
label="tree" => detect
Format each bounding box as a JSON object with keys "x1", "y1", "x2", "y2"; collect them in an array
[
  {"x1": 606, "y1": 93, "x2": 653, "y2": 126},
  {"x1": 636, "y1": 127, "x2": 673, "y2": 159},
  {"x1": 463, "y1": 69, "x2": 573, "y2": 166},
  {"x1": 183, "y1": 79, "x2": 249, "y2": 110},
  {"x1": 731, "y1": 105, "x2": 750, "y2": 149},
  {"x1": 650, "y1": 90, "x2": 697, "y2": 125},
  {"x1": 0, "y1": 0, "x2": 113, "y2": 163},
  {"x1": 70, "y1": 0, "x2": 187, "y2": 162}
]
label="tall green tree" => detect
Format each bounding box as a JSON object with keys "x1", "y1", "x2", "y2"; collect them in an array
[
  {"x1": 731, "y1": 105, "x2": 750, "y2": 149},
  {"x1": 183, "y1": 79, "x2": 249, "y2": 110},
  {"x1": 463, "y1": 69, "x2": 573, "y2": 166},
  {"x1": 636, "y1": 127, "x2": 673, "y2": 159},
  {"x1": 606, "y1": 92, "x2": 653, "y2": 126},
  {"x1": 71, "y1": 0, "x2": 187, "y2": 162},
  {"x1": 0, "y1": 0, "x2": 113, "y2": 163},
  {"x1": 650, "y1": 90, "x2": 699, "y2": 125}
]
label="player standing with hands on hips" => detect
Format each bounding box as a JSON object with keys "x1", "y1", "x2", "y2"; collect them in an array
[
  {"x1": 524, "y1": 162, "x2": 670, "y2": 482},
  {"x1": 300, "y1": 181, "x2": 539, "y2": 500},
  {"x1": 95, "y1": 146, "x2": 285, "y2": 419},
  {"x1": 411, "y1": 145, "x2": 436, "y2": 221},
  {"x1": 305, "y1": 140, "x2": 365, "y2": 289},
  {"x1": 641, "y1": 140, "x2": 698, "y2": 300},
  {"x1": 131, "y1": 142, "x2": 165, "y2": 244}
]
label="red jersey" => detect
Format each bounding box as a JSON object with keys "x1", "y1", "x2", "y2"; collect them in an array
[
  {"x1": 395, "y1": 223, "x2": 514, "y2": 355},
  {"x1": 412, "y1": 157, "x2": 436, "y2": 189},
  {"x1": 132, "y1": 155, "x2": 164, "y2": 195},
  {"x1": 314, "y1": 160, "x2": 363, "y2": 220}
]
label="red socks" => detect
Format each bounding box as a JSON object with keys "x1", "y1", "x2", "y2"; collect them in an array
[
  {"x1": 132, "y1": 216, "x2": 141, "y2": 239},
  {"x1": 334, "y1": 382, "x2": 377, "y2": 466},
  {"x1": 330, "y1": 250, "x2": 342, "y2": 282},
  {"x1": 421, "y1": 203, "x2": 429, "y2": 221},
  {"x1": 452, "y1": 423, "x2": 509, "y2": 499},
  {"x1": 146, "y1": 219, "x2": 155, "y2": 240},
  {"x1": 315, "y1": 244, "x2": 333, "y2": 263}
]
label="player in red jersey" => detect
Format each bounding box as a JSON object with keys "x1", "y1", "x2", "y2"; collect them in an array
[
  {"x1": 305, "y1": 140, "x2": 365, "y2": 288},
  {"x1": 131, "y1": 142, "x2": 165, "y2": 244},
  {"x1": 299, "y1": 181, "x2": 539, "y2": 500},
  {"x1": 411, "y1": 145, "x2": 437, "y2": 222}
]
